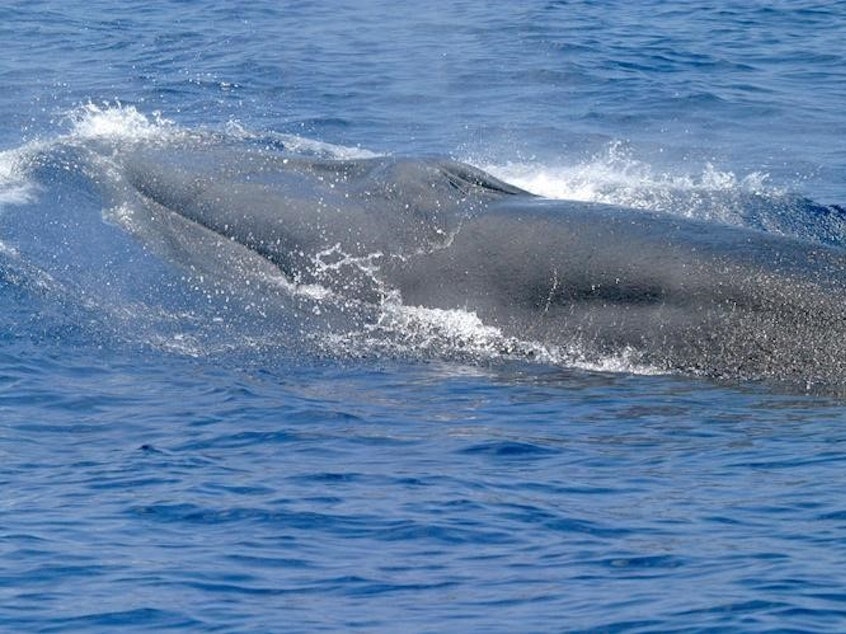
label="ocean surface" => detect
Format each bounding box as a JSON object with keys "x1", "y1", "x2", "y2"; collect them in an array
[{"x1": 3, "y1": 1, "x2": 846, "y2": 632}]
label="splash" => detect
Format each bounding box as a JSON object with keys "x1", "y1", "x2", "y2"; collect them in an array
[
  {"x1": 320, "y1": 297, "x2": 665, "y2": 376},
  {"x1": 0, "y1": 148, "x2": 36, "y2": 210},
  {"x1": 2, "y1": 103, "x2": 187, "y2": 215},
  {"x1": 310, "y1": 275, "x2": 664, "y2": 377},
  {"x1": 62, "y1": 102, "x2": 181, "y2": 144},
  {"x1": 480, "y1": 141, "x2": 774, "y2": 214}
]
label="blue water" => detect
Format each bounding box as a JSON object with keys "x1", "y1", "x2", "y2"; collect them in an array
[{"x1": 3, "y1": 1, "x2": 846, "y2": 631}]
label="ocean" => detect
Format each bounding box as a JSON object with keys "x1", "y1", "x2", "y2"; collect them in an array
[{"x1": 3, "y1": 1, "x2": 846, "y2": 632}]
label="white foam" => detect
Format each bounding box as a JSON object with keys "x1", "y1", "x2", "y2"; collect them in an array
[
  {"x1": 314, "y1": 290, "x2": 664, "y2": 377},
  {"x1": 377, "y1": 301, "x2": 507, "y2": 352},
  {"x1": 3, "y1": 103, "x2": 192, "y2": 218},
  {"x1": 0, "y1": 149, "x2": 35, "y2": 209},
  {"x1": 479, "y1": 141, "x2": 773, "y2": 210},
  {"x1": 0, "y1": 239, "x2": 19, "y2": 258},
  {"x1": 64, "y1": 102, "x2": 180, "y2": 143}
]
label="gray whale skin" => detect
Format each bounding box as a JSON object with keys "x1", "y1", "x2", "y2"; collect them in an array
[{"x1": 120, "y1": 146, "x2": 846, "y2": 388}]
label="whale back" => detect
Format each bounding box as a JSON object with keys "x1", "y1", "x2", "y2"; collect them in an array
[{"x1": 114, "y1": 144, "x2": 846, "y2": 387}]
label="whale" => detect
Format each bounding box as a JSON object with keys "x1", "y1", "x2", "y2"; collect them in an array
[{"x1": 113, "y1": 142, "x2": 846, "y2": 388}]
